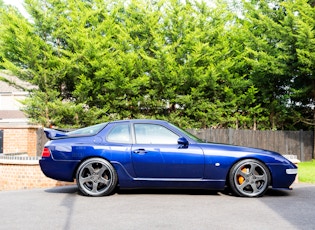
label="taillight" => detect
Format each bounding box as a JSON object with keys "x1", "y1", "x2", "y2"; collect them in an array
[{"x1": 42, "y1": 147, "x2": 51, "y2": 157}]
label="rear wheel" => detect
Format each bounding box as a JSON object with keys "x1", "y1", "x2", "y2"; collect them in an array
[
  {"x1": 76, "y1": 158, "x2": 117, "y2": 197},
  {"x1": 229, "y1": 159, "x2": 270, "y2": 197}
]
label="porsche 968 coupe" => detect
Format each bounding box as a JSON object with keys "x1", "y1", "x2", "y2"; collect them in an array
[{"x1": 39, "y1": 119, "x2": 297, "y2": 197}]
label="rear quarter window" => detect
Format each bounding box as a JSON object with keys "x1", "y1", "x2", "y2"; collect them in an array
[
  {"x1": 106, "y1": 123, "x2": 131, "y2": 143},
  {"x1": 66, "y1": 123, "x2": 107, "y2": 137}
]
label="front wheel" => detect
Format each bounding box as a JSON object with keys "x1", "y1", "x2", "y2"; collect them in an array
[
  {"x1": 76, "y1": 158, "x2": 118, "y2": 197},
  {"x1": 229, "y1": 159, "x2": 270, "y2": 197}
]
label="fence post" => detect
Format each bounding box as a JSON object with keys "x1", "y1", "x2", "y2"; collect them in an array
[
  {"x1": 299, "y1": 130, "x2": 305, "y2": 161},
  {"x1": 229, "y1": 128, "x2": 233, "y2": 145},
  {"x1": 285, "y1": 132, "x2": 288, "y2": 155}
]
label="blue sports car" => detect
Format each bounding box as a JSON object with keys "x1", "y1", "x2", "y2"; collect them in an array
[{"x1": 39, "y1": 119, "x2": 297, "y2": 197}]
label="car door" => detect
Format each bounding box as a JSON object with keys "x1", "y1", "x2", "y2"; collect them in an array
[{"x1": 131, "y1": 123, "x2": 204, "y2": 179}]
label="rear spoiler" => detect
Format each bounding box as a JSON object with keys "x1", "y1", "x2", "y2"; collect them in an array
[{"x1": 43, "y1": 128, "x2": 69, "y2": 140}]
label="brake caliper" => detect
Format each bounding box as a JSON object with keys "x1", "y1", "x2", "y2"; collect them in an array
[{"x1": 238, "y1": 167, "x2": 248, "y2": 185}]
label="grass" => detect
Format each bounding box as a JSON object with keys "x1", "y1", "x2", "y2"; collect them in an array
[{"x1": 298, "y1": 160, "x2": 315, "y2": 184}]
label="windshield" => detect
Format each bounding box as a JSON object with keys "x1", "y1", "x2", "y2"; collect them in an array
[
  {"x1": 66, "y1": 123, "x2": 108, "y2": 137},
  {"x1": 169, "y1": 123, "x2": 204, "y2": 143}
]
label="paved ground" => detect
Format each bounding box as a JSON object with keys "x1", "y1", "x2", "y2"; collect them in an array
[{"x1": 0, "y1": 183, "x2": 314, "y2": 230}]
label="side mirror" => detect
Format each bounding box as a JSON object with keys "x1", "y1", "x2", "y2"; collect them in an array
[{"x1": 178, "y1": 137, "x2": 189, "y2": 148}]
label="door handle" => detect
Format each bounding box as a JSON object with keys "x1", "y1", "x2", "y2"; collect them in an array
[{"x1": 133, "y1": 149, "x2": 147, "y2": 154}]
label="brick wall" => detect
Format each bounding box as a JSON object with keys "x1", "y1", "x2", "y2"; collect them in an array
[
  {"x1": 0, "y1": 159, "x2": 75, "y2": 191},
  {"x1": 1, "y1": 125, "x2": 39, "y2": 156},
  {"x1": 0, "y1": 125, "x2": 75, "y2": 191}
]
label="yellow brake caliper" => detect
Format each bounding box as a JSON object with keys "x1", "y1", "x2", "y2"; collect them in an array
[{"x1": 238, "y1": 167, "x2": 248, "y2": 185}]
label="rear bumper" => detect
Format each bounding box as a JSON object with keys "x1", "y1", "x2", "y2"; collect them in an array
[{"x1": 39, "y1": 157, "x2": 79, "y2": 182}]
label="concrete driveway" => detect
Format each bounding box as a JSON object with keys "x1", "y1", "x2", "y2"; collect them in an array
[{"x1": 0, "y1": 183, "x2": 314, "y2": 230}]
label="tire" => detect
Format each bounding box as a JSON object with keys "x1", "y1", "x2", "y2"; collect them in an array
[
  {"x1": 76, "y1": 158, "x2": 118, "y2": 197},
  {"x1": 229, "y1": 159, "x2": 270, "y2": 197}
]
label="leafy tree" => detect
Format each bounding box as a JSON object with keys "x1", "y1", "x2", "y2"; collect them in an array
[
  {"x1": 238, "y1": 0, "x2": 293, "y2": 130},
  {"x1": 281, "y1": 0, "x2": 315, "y2": 157},
  {"x1": 0, "y1": 0, "x2": 277, "y2": 128},
  {"x1": 1, "y1": 0, "x2": 314, "y2": 132},
  {"x1": 146, "y1": 0, "x2": 262, "y2": 129},
  {"x1": 282, "y1": 0, "x2": 315, "y2": 129}
]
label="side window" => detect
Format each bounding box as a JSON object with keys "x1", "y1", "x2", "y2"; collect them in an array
[
  {"x1": 134, "y1": 124, "x2": 179, "y2": 144},
  {"x1": 106, "y1": 124, "x2": 131, "y2": 143}
]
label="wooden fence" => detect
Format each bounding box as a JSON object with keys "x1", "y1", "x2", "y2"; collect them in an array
[
  {"x1": 36, "y1": 128, "x2": 314, "y2": 161},
  {"x1": 188, "y1": 129, "x2": 314, "y2": 161}
]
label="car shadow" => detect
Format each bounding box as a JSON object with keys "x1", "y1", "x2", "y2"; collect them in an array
[
  {"x1": 44, "y1": 185, "x2": 291, "y2": 197},
  {"x1": 45, "y1": 185, "x2": 78, "y2": 194},
  {"x1": 116, "y1": 188, "x2": 221, "y2": 196},
  {"x1": 264, "y1": 188, "x2": 291, "y2": 197}
]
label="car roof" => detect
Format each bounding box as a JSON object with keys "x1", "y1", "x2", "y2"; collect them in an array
[{"x1": 109, "y1": 119, "x2": 169, "y2": 124}]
